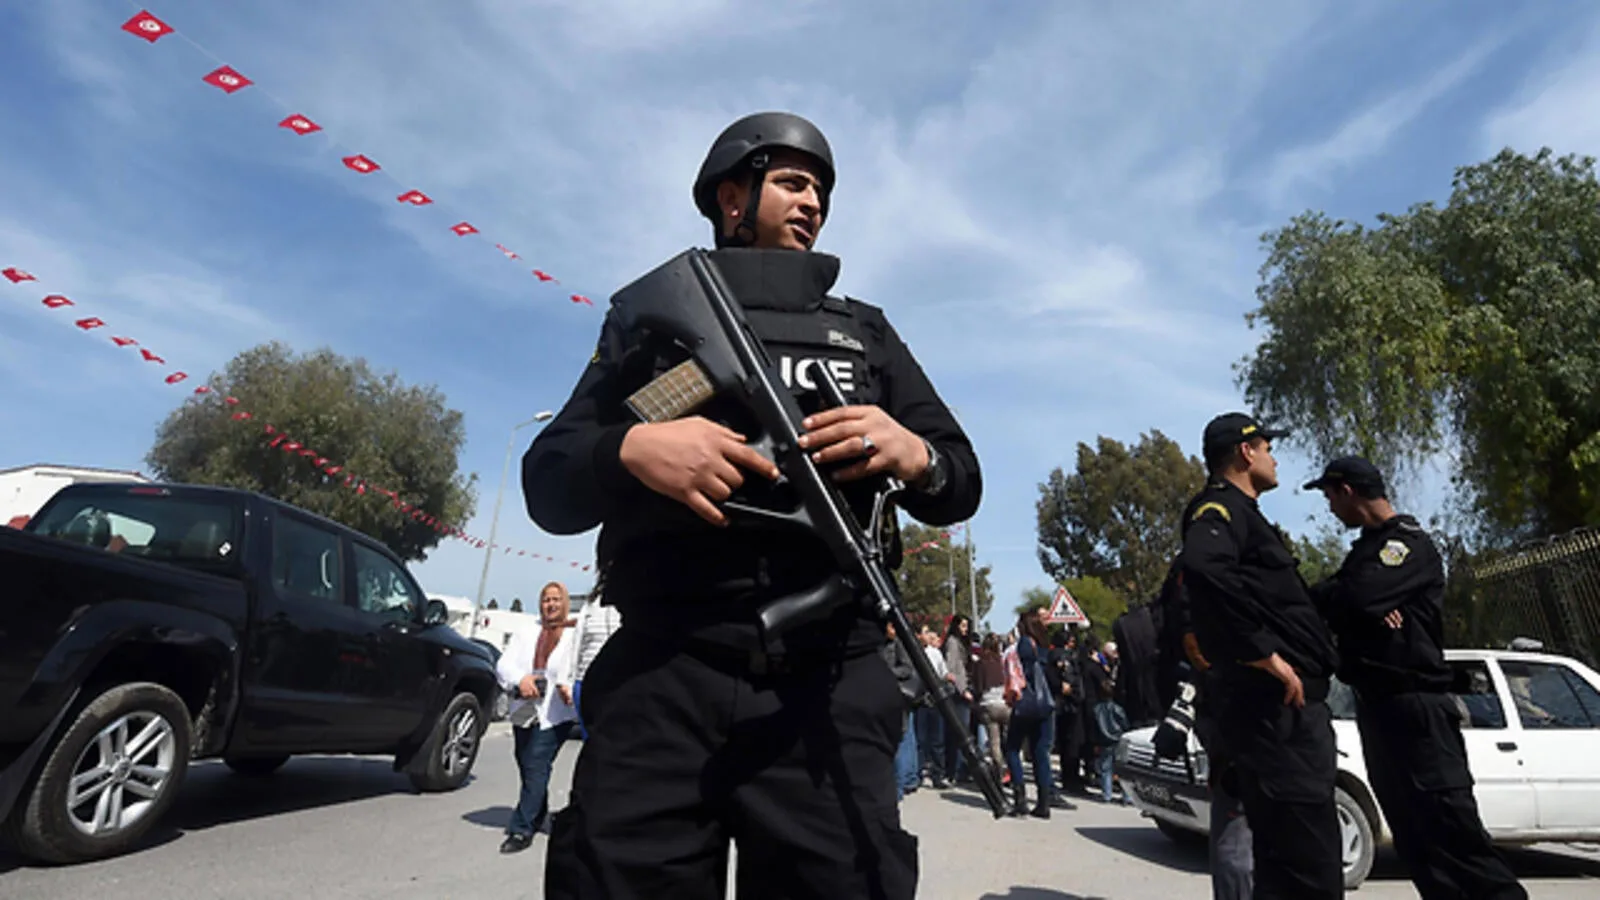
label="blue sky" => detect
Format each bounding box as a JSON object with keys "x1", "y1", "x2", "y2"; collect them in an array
[{"x1": 3, "y1": 0, "x2": 1597, "y2": 632}]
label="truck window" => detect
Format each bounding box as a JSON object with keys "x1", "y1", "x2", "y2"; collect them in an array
[
  {"x1": 1499, "y1": 660, "x2": 1598, "y2": 729},
  {"x1": 1450, "y1": 660, "x2": 1505, "y2": 729},
  {"x1": 30, "y1": 493, "x2": 238, "y2": 567},
  {"x1": 272, "y1": 517, "x2": 343, "y2": 603},
  {"x1": 352, "y1": 543, "x2": 420, "y2": 621}
]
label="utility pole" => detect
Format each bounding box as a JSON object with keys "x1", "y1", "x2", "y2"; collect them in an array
[
  {"x1": 471, "y1": 410, "x2": 553, "y2": 639},
  {"x1": 967, "y1": 519, "x2": 978, "y2": 626},
  {"x1": 947, "y1": 531, "x2": 956, "y2": 616}
]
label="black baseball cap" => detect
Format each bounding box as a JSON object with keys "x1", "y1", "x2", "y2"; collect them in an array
[
  {"x1": 1202, "y1": 412, "x2": 1289, "y2": 455},
  {"x1": 1303, "y1": 456, "x2": 1386, "y2": 493}
]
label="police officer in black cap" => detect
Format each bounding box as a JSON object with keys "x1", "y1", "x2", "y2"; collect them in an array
[
  {"x1": 524, "y1": 111, "x2": 980, "y2": 899},
  {"x1": 1305, "y1": 456, "x2": 1527, "y2": 900},
  {"x1": 1179, "y1": 412, "x2": 1342, "y2": 899}
]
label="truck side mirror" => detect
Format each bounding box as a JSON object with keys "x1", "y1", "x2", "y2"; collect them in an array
[{"x1": 423, "y1": 599, "x2": 450, "y2": 627}]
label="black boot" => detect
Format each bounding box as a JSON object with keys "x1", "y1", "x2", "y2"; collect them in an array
[
  {"x1": 1010, "y1": 782, "x2": 1027, "y2": 817},
  {"x1": 1029, "y1": 798, "x2": 1051, "y2": 819}
]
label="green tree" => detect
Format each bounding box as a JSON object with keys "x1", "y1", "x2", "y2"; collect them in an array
[
  {"x1": 1036, "y1": 431, "x2": 1205, "y2": 605},
  {"x1": 1242, "y1": 148, "x2": 1600, "y2": 543},
  {"x1": 1294, "y1": 528, "x2": 1349, "y2": 585},
  {"x1": 896, "y1": 522, "x2": 993, "y2": 632},
  {"x1": 148, "y1": 342, "x2": 477, "y2": 562}
]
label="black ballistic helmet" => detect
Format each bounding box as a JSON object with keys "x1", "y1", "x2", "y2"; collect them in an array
[{"x1": 693, "y1": 111, "x2": 835, "y2": 246}]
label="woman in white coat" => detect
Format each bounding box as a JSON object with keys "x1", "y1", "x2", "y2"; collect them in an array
[{"x1": 496, "y1": 581, "x2": 580, "y2": 853}]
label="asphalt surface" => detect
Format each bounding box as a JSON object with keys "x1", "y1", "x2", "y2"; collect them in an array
[{"x1": 3, "y1": 722, "x2": 1598, "y2": 898}]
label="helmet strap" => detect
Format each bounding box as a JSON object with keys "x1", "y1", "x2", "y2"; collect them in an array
[{"x1": 721, "y1": 152, "x2": 769, "y2": 248}]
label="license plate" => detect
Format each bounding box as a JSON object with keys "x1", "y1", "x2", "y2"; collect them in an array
[{"x1": 1135, "y1": 782, "x2": 1176, "y2": 807}]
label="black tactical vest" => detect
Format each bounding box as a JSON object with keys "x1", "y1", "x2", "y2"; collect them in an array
[{"x1": 599, "y1": 249, "x2": 897, "y2": 608}]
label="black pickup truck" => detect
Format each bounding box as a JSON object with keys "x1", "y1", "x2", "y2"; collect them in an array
[{"x1": 0, "y1": 482, "x2": 499, "y2": 863}]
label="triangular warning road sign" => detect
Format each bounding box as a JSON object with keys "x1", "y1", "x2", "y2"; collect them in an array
[{"x1": 1047, "y1": 585, "x2": 1089, "y2": 626}]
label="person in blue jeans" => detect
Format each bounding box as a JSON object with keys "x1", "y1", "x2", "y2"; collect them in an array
[
  {"x1": 497, "y1": 582, "x2": 582, "y2": 853},
  {"x1": 881, "y1": 621, "x2": 923, "y2": 799},
  {"x1": 1003, "y1": 612, "x2": 1056, "y2": 818}
]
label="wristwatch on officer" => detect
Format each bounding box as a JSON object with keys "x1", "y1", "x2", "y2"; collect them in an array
[{"x1": 909, "y1": 437, "x2": 948, "y2": 495}]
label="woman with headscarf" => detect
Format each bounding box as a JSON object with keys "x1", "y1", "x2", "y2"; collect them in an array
[{"x1": 496, "y1": 581, "x2": 580, "y2": 853}]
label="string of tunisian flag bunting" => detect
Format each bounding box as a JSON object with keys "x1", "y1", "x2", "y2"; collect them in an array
[
  {"x1": 117, "y1": 8, "x2": 594, "y2": 308},
  {"x1": 3, "y1": 264, "x2": 592, "y2": 573}
]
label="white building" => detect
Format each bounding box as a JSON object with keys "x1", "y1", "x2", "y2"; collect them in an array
[{"x1": 0, "y1": 463, "x2": 150, "y2": 527}]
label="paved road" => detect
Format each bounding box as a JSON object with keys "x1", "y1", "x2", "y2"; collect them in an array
[{"x1": 3, "y1": 722, "x2": 1598, "y2": 898}]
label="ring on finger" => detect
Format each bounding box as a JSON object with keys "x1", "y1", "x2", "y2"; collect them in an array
[{"x1": 860, "y1": 434, "x2": 877, "y2": 454}]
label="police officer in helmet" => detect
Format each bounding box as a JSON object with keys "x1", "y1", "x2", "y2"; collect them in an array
[
  {"x1": 525, "y1": 111, "x2": 981, "y2": 899},
  {"x1": 1179, "y1": 412, "x2": 1342, "y2": 899},
  {"x1": 1306, "y1": 456, "x2": 1526, "y2": 899}
]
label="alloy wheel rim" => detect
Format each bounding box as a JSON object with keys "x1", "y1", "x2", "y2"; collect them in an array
[
  {"x1": 442, "y1": 708, "x2": 478, "y2": 776},
  {"x1": 66, "y1": 711, "x2": 178, "y2": 837}
]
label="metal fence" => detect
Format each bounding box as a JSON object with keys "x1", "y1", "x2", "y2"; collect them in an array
[{"x1": 1450, "y1": 527, "x2": 1600, "y2": 668}]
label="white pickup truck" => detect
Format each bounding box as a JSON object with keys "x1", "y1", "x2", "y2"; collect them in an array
[{"x1": 1114, "y1": 649, "x2": 1600, "y2": 889}]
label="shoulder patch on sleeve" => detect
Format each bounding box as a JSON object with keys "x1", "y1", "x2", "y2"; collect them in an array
[
  {"x1": 1192, "y1": 501, "x2": 1231, "y2": 523},
  {"x1": 1379, "y1": 539, "x2": 1411, "y2": 567}
]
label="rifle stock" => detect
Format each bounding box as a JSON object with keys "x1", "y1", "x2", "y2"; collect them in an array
[{"x1": 610, "y1": 248, "x2": 1006, "y2": 819}]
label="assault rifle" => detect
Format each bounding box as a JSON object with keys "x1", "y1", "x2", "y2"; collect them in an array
[{"x1": 610, "y1": 248, "x2": 1006, "y2": 819}]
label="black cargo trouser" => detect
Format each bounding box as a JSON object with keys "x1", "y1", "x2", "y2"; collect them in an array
[
  {"x1": 1358, "y1": 691, "x2": 1527, "y2": 900},
  {"x1": 544, "y1": 624, "x2": 918, "y2": 900},
  {"x1": 1222, "y1": 691, "x2": 1342, "y2": 900}
]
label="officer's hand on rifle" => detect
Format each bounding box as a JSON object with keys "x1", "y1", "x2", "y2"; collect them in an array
[
  {"x1": 1248, "y1": 652, "x2": 1305, "y2": 709},
  {"x1": 620, "y1": 417, "x2": 781, "y2": 526},
  {"x1": 798, "y1": 406, "x2": 930, "y2": 483}
]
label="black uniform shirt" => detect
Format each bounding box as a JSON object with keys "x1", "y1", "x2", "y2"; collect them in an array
[
  {"x1": 520, "y1": 249, "x2": 980, "y2": 650},
  {"x1": 1310, "y1": 514, "x2": 1452, "y2": 696},
  {"x1": 1179, "y1": 480, "x2": 1338, "y2": 689}
]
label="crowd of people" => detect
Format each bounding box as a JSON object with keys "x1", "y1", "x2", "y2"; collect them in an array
[{"x1": 884, "y1": 610, "x2": 1130, "y2": 816}]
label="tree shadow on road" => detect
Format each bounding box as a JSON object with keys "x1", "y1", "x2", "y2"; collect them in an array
[
  {"x1": 978, "y1": 888, "x2": 1102, "y2": 900},
  {"x1": 1074, "y1": 825, "x2": 1209, "y2": 874}
]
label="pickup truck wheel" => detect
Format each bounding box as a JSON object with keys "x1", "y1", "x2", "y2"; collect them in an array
[
  {"x1": 1336, "y1": 784, "x2": 1377, "y2": 890},
  {"x1": 225, "y1": 756, "x2": 290, "y2": 777},
  {"x1": 7, "y1": 683, "x2": 191, "y2": 864},
  {"x1": 408, "y1": 692, "x2": 483, "y2": 792}
]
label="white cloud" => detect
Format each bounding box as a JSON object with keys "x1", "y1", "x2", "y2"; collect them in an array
[
  {"x1": 1482, "y1": 20, "x2": 1600, "y2": 157},
  {"x1": 1259, "y1": 37, "x2": 1503, "y2": 209}
]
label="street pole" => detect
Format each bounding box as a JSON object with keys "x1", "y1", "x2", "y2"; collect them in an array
[
  {"x1": 967, "y1": 519, "x2": 978, "y2": 628},
  {"x1": 470, "y1": 410, "x2": 553, "y2": 639},
  {"x1": 947, "y1": 533, "x2": 956, "y2": 617}
]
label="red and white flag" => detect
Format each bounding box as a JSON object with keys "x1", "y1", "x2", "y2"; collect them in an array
[
  {"x1": 42, "y1": 295, "x2": 74, "y2": 308},
  {"x1": 397, "y1": 190, "x2": 432, "y2": 206},
  {"x1": 495, "y1": 244, "x2": 520, "y2": 260},
  {"x1": 451, "y1": 222, "x2": 478, "y2": 236},
  {"x1": 342, "y1": 154, "x2": 380, "y2": 174},
  {"x1": 2, "y1": 267, "x2": 36, "y2": 283},
  {"x1": 121, "y1": 10, "x2": 174, "y2": 43},
  {"x1": 570, "y1": 294, "x2": 593, "y2": 306},
  {"x1": 140, "y1": 348, "x2": 165, "y2": 364},
  {"x1": 232, "y1": 411, "x2": 252, "y2": 421},
  {"x1": 279, "y1": 114, "x2": 322, "y2": 135},
  {"x1": 225, "y1": 396, "x2": 240, "y2": 406},
  {"x1": 202, "y1": 66, "x2": 252, "y2": 94},
  {"x1": 193, "y1": 385, "x2": 212, "y2": 395},
  {"x1": 165, "y1": 372, "x2": 188, "y2": 385},
  {"x1": 74, "y1": 317, "x2": 105, "y2": 330},
  {"x1": 533, "y1": 270, "x2": 556, "y2": 282},
  {"x1": 111, "y1": 336, "x2": 138, "y2": 347}
]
